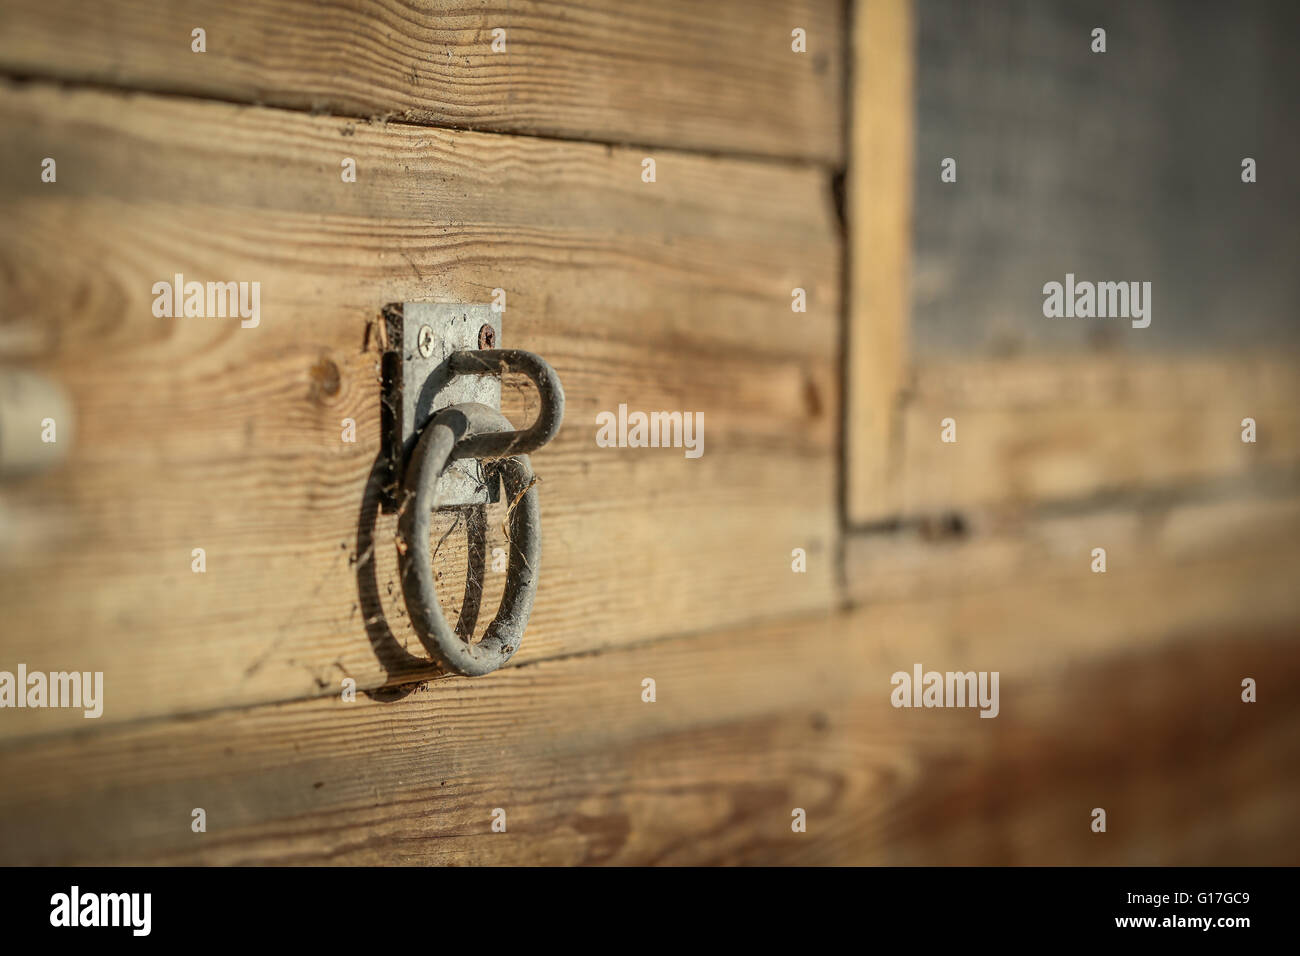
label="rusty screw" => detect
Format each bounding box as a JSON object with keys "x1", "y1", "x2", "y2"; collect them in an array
[{"x1": 478, "y1": 324, "x2": 496, "y2": 349}]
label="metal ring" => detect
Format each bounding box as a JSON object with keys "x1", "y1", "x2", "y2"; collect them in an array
[
  {"x1": 397, "y1": 402, "x2": 540, "y2": 676},
  {"x1": 444, "y1": 349, "x2": 565, "y2": 460}
]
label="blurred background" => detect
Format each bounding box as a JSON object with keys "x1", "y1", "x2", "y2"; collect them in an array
[{"x1": 0, "y1": 0, "x2": 1296, "y2": 864}]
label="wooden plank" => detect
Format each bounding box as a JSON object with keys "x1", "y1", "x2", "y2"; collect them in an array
[
  {"x1": 847, "y1": 485, "x2": 1300, "y2": 605},
  {"x1": 883, "y1": 631, "x2": 1300, "y2": 866},
  {"x1": 0, "y1": 0, "x2": 844, "y2": 163},
  {"x1": 893, "y1": 354, "x2": 1300, "y2": 515},
  {"x1": 845, "y1": 0, "x2": 912, "y2": 523},
  {"x1": 0, "y1": 548, "x2": 1295, "y2": 865},
  {"x1": 0, "y1": 82, "x2": 840, "y2": 737}
]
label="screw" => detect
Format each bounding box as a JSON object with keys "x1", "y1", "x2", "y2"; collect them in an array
[
  {"x1": 478, "y1": 324, "x2": 496, "y2": 349},
  {"x1": 417, "y1": 324, "x2": 434, "y2": 358}
]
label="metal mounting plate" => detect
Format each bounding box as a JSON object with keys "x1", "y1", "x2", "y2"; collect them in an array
[{"x1": 381, "y1": 302, "x2": 502, "y2": 510}]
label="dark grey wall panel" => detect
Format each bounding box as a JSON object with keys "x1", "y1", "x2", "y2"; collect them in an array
[{"x1": 911, "y1": 0, "x2": 1300, "y2": 354}]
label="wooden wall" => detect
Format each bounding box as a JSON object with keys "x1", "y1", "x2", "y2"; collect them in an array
[
  {"x1": 0, "y1": 0, "x2": 1296, "y2": 865},
  {"x1": 842, "y1": 0, "x2": 1299, "y2": 866}
]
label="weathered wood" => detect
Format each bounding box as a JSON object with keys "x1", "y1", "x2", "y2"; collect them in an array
[
  {"x1": 892, "y1": 354, "x2": 1300, "y2": 515},
  {"x1": 885, "y1": 631, "x2": 1300, "y2": 866},
  {"x1": 847, "y1": 0, "x2": 1300, "y2": 522},
  {"x1": 851, "y1": 348, "x2": 1300, "y2": 522},
  {"x1": 0, "y1": 82, "x2": 840, "y2": 737},
  {"x1": 845, "y1": 0, "x2": 912, "y2": 523},
  {"x1": 847, "y1": 485, "x2": 1300, "y2": 605},
  {"x1": 0, "y1": 554, "x2": 1295, "y2": 865},
  {"x1": 0, "y1": 0, "x2": 844, "y2": 163}
]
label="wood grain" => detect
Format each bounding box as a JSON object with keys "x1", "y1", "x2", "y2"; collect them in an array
[
  {"x1": 0, "y1": 551, "x2": 1295, "y2": 865},
  {"x1": 0, "y1": 81, "x2": 840, "y2": 737},
  {"x1": 891, "y1": 353, "x2": 1300, "y2": 515},
  {"x1": 0, "y1": 0, "x2": 844, "y2": 163},
  {"x1": 845, "y1": 0, "x2": 912, "y2": 523},
  {"x1": 845, "y1": 0, "x2": 1300, "y2": 522},
  {"x1": 847, "y1": 483, "x2": 1300, "y2": 605}
]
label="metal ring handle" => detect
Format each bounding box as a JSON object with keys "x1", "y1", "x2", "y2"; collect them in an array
[
  {"x1": 397, "y1": 402, "x2": 540, "y2": 676},
  {"x1": 445, "y1": 349, "x2": 565, "y2": 460}
]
